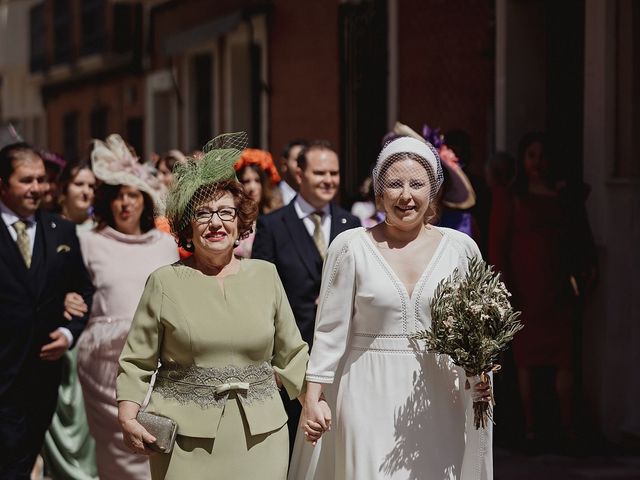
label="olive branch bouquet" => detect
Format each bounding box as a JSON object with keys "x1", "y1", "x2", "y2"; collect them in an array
[{"x1": 413, "y1": 256, "x2": 523, "y2": 429}]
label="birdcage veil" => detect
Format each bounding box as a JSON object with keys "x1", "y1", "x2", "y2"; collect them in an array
[
  {"x1": 372, "y1": 136, "x2": 444, "y2": 204},
  {"x1": 165, "y1": 132, "x2": 248, "y2": 234}
]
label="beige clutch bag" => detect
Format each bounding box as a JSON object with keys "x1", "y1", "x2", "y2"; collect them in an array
[{"x1": 137, "y1": 411, "x2": 178, "y2": 453}]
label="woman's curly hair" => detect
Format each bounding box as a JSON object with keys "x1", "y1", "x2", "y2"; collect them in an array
[{"x1": 175, "y1": 180, "x2": 258, "y2": 252}]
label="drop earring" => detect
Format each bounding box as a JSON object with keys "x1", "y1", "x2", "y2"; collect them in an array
[{"x1": 185, "y1": 239, "x2": 193, "y2": 249}]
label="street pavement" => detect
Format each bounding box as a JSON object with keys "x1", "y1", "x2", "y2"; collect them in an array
[{"x1": 495, "y1": 448, "x2": 640, "y2": 479}]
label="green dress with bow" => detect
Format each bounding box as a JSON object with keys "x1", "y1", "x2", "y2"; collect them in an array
[{"x1": 117, "y1": 259, "x2": 308, "y2": 480}]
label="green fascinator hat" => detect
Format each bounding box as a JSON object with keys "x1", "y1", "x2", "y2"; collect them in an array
[{"x1": 165, "y1": 131, "x2": 248, "y2": 233}]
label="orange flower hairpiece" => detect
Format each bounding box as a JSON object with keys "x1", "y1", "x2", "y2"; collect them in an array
[{"x1": 234, "y1": 148, "x2": 281, "y2": 185}]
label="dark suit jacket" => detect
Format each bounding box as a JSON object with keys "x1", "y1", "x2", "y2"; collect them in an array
[
  {"x1": 251, "y1": 200, "x2": 360, "y2": 346},
  {"x1": 0, "y1": 209, "x2": 94, "y2": 399}
]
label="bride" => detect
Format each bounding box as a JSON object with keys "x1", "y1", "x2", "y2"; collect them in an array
[{"x1": 289, "y1": 136, "x2": 493, "y2": 480}]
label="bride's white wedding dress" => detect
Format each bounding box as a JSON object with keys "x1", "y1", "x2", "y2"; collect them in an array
[{"x1": 289, "y1": 227, "x2": 493, "y2": 480}]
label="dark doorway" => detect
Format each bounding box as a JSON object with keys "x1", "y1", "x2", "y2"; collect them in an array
[
  {"x1": 339, "y1": 0, "x2": 388, "y2": 201},
  {"x1": 545, "y1": 0, "x2": 585, "y2": 184},
  {"x1": 126, "y1": 117, "x2": 144, "y2": 159}
]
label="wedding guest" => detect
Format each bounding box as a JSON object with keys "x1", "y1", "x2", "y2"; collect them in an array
[
  {"x1": 41, "y1": 151, "x2": 66, "y2": 212},
  {"x1": 116, "y1": 132, "x2": 308, "y2": 479},
  {"x1": 485, "y1": 151, "x2": 515, "y2": 189},
  {"x1": 57, "y1": 159, "x2": 96, "y2": 231},
  {"x1": 76, "y1": 135, "x2": 178, "y2": 480},
  {"x1": 289, "y1": 136, "x2": 493, "y2": 480},
  {"x1": 156, "y1": 150, "x2": 187, "y2": 189},
  {"x1": 234, "y1": 148, "x2": 283, "y2": 257},
  {"x1": 0, "y1": 143, "x2": 94, "y2": 479},
  {"x1": 154, "y1": 150, "x2": 190, "y2": 260},
  {"x1": 489, "y1": 132, "x2": 596, "y2": 443},
  {"x1": 350, "y1": 175, "x2": 384, "y2": 228},
  {"x1": 43, "y1": 159, "x2": 99, "y2": 480},
  {"x1": 277, "y1": 139, "x2": 308, "y2": 205}
]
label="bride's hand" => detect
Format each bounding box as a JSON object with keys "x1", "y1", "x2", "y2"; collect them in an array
[
  {"x1": 301, "y1": 398, "x2": 332, "y2": 446},
  {"x1": 467, "y1": 375, "x2": 492, "y2": 403}
]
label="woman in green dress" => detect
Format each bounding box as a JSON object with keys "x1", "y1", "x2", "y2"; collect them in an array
[
  {"x1": 116, "y1": 132, "x2": 309, "y2": 480},
  {"x1": 43, "y1": 159, "x2": 98, "y2": 480}
]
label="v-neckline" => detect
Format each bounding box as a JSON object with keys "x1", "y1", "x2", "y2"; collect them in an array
[{"x1": 361, "y1": 227, "x2": 447, "y2": 302}]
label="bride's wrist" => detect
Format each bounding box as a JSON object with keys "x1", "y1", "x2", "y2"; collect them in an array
[{"x1": 305, "y1": 394, "x2": 321, "y2": 405}]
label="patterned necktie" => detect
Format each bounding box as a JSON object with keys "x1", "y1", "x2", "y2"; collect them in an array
[
  {"x1": 13, "y1": 220, "x2": 31, "y2": 268},
  {"x1": 311, "y1": 211, "x2": 326, "y2": 259}
]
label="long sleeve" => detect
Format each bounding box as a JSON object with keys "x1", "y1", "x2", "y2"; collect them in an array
[
  {"x1": 305, "y1": 230, "x2": 357, "y2": 384},
  {"x1": 270, "y1": 265, "x2": 309, "y2": 400},
  {"x1": 116, "y1": 272, "x2": 164, "y2": 405},
  {"x1": 66, "y1": 227, "x2": 95, "y2": 345}
]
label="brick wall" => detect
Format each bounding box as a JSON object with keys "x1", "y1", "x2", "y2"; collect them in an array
[
  {"x1": 45, "y1": 75, "x2": 144, "y2": 158},
  {"x1": 397, "y1": 0, "x2": 494, "y2": 172},
  {"x1": 268, "y1": 0, "x2": 341, "y2": 156}
]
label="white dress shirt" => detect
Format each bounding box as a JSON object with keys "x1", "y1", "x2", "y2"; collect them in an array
[
  {"x1": 279, "y1": 181, "x2": 298, "y2": 205},
  {"x1": 0, "y1": 200, "x2": 74, "y2": 345},
  {"x1": 294, "y1": 195, "x2": 331, "y2": 247},
  {"x1": 0, "y1": 200, "x2": 36, "y2": 255}
]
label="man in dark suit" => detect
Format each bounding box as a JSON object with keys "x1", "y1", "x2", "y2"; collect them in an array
[
  {"x1": 252, "y1": 140, "x2": 360, "y2": 451},
  {"x1": 0, "y1": 143, "x2": 94, "y2": 479}
]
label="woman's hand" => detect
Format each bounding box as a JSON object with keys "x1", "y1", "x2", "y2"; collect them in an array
[
  {"x1": 274, "y1": 371, "x2": 283, "y2": 390},
  {"x1": 118, "y1": 400, "x2": 156, "y2": 456},
  {"x1": 467, "y1": 375, "x2": 493, "y2": 403},
  {"x1": 301, "y1": 398, "x2": 332, "y2": 446},
  {"x1": 63, "y1": 292, "x2": 88, "y2": 320}
]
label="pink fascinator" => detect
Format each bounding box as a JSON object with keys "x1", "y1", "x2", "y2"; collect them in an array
[{"x1": 91, "y1": 134, "x2": 165, "y2": 210}]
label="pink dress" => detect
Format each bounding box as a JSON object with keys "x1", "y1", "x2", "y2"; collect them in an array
[{"x1": 77, "y1": 227, "x2": 178, "y2": 480}]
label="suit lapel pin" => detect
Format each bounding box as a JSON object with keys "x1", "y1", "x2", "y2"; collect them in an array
[
  {"x1": 51, "y1": 221, "x2": 57, "y2": 229},
  {"x1": 56, "y1": 244, "x2": 71, "y2": 253},
  {"x1": 341, "y1": 218, "x2": 347, "y2": 224}
]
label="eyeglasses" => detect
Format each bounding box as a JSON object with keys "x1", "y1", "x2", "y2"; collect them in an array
[{"x1": 193, "y1": 207, "x2": 238, "y2": 224}]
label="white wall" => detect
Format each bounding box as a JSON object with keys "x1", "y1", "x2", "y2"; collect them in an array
[
  {"x1": 0, "y1": 0, "x2": 45, "y2": 144},
  {"x1": 583, "y1": 0, "x2": 640, "y2": 445}
]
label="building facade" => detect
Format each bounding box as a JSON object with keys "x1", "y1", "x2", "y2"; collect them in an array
[{"x1": 0, "y1": 0, "x2": 47, "y2": 147}]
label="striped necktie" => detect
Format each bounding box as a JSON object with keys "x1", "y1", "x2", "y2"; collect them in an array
[
  {"x1": 310, "y1": 211, "x2": 326, "y2": 259},
  {"x1": 13, "y1": 219, "x2": 31, "y2": 268}
]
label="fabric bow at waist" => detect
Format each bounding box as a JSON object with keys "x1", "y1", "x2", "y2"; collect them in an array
[
  {"x1": 215, "y1": 382, "x2": 250, "y2": 394},
  {"x1": 154, "y1": 362, "x2": 278, "y2": 409}
]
